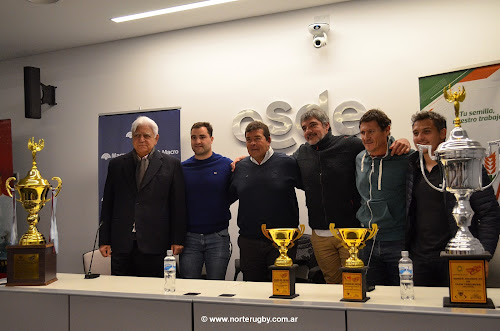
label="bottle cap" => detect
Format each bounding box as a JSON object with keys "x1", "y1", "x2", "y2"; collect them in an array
[
  {"x1": 167, "y1": 250, "x2": 173, "y2": 256},
  {"x1": 401, "y1": 250, "x2": 409, "y2": 257}
]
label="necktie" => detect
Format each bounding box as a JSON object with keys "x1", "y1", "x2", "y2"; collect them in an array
[{"x1": 136, "y1": 157, "x2": 148, "y2": 189}]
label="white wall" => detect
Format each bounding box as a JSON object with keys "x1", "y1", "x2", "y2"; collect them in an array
[{"x1": 0, "y1": 0, "x2": 499, "y2": 283}]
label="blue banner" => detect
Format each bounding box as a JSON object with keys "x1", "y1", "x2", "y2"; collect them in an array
[{"x1": 98, "y1": 108, "x2": 181, "y2": 214}]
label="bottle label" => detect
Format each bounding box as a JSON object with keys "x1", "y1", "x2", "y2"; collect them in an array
[
  {"x1": 399, "y1": 267, "x2": 413, "y2": 275},
  {"x1": 165, "y1": 265, "x2": 176, "y2": 272}
]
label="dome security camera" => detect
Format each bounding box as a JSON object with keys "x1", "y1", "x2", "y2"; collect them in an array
[
  {"x1": 308, "y1": 23, "x2": 330, "y2": 48},
  {"x1": 312, "y1": 34, "x2": 327, "y2": 48}
]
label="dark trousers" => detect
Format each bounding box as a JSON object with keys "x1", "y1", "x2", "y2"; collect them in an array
[
  {"x1": 111, "y1": 240, "x2": 164, "y2": 278},
  {"x1": 361, "y1": 239, "x2": 404, "y2": 286},
  {"x1": 238, "y1": 236, "x2": 297, "y2": 282},
  {"x1": 413, "y1": 257, "x2": 449, "y2": 287}
]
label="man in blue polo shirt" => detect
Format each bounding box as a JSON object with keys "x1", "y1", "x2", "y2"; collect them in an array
[{"x1": 180, "y1": 122, "x2": 233, "y2": 280}]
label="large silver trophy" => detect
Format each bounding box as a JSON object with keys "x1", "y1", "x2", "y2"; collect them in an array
[{"x1": 418, "y1": 85, "x2": 499, "y2": 255}]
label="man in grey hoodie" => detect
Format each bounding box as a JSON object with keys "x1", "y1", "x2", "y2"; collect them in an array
[{"x1": 355, "y1": 109, "x2": 414, "y2": 286}]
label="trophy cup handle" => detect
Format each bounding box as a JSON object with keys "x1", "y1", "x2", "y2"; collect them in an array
[
  {"x1": 288, "y1": 224, "x2": 305, "y2": 249},
  {"x1": 294, "y1": 224, "x2": 305, "y2": 241},
  {"x1": 329, "y1": 223, "x2": 348, "y2": 248},
  {"x1": 329, "y1": 223, "x2": 340, "y2": 239},
  {"x1": 366, "y1": 223, "x2": 378, "y2": 241},
  {"x1": 5, "y1": 176, "x2": 16, "y2": 198},
  {"x1": 261, "y1": 224, "x2": 271, "y2": 240},
  {"x1": 417, "y1": 143, "x2": 437, "y2": 161},
  {"x1": 51, "y1": 177, "x2": 63, "y2": 197},
  {"x1": 417, "y1": 144, "x2": 445, "y2": 192},
  {"x1": 356, "y1": 223, "x2": 378, "y2": 251},
  {"x1": 261, "y1": 224, "x2": 279, "y2": 249},
  {"x1": 481, "y1": 139, "x2": 500, "y2": 190}
]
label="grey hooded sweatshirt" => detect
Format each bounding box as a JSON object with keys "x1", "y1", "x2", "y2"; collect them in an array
[{"x1": 355, "y1": 136, "x2": 414, "y2": 241}]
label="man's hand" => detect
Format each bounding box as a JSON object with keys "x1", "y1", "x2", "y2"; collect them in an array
[
  {"x1": 171, "y1": 244, "x2": 184, "y2": 255},
  {"x1": 390, "y1": 138, "x2": 411, "y2": 156},
  {"x1": 99, "y1": 245, "x2": 112, "y2": 257},
  {"x1": 230, "y1": 155, "x2": 247, "y2": 172}
]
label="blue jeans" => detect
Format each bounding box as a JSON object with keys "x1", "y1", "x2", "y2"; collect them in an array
[
  {"x1": 361, "y1": 239, "x2": 404, "y2": 286},
  {"x1": 179, "y1": 229, "x2": 231, "y2": 280}
]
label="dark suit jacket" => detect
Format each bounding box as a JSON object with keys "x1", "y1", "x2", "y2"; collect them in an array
[{"x1": 99, "y1": 150, "x2": 187, "y2": 255}]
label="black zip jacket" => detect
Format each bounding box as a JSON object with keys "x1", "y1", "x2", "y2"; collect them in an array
[{"x1": 293, "y1": 131, "x2": 364, "y2": 230}]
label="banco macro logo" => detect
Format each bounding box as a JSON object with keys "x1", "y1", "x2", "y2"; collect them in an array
[
  {"x1": 100, "y1": 131, "x2": 131, "y2": 161},
  {"x1": 101, "y1": 152, "x2": 125, "y2": 160},
  {"x1": 101, "y1": 153, "x2": 111, "y2": 160}
]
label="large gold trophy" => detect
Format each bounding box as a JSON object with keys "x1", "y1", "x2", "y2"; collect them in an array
[
  {"x1": 5, "y1": 138, "x2": 61, "y2": 286},
  {"x1": 262, "y1": 224, "x2": 305, "y2": 299},
  {"x1": 330, "y1": 223, "x2": 378, "y2": 302}
]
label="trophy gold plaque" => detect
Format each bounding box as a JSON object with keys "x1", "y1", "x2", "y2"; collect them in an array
[
  {"x1": 417, "y1": 85, "x2": 499, "y2": 308},
  {"x1": 5, "y1": 138, "x2": 62, "y2": 286},
  {"x1": 330, "y1": 223, "x2": 378, "y2": 302},
  {"x1": 262, "y1": 224, "x2": 305, "y2": 299}
]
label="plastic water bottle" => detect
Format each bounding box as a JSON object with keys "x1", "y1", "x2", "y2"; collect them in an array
[
  {"x1": 399, "y1": 251, "x2": 414, "y2": 300},
  {"x1": 164, "y1": 250, "x2": 176, "y2": 293}
]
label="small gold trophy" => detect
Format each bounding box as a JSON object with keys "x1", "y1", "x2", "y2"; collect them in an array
[
  {"x1": 5, "y1": 138, "x2": 61, "y2": 286},
  {"x1": 330, "y1": 223, "x2": 378, "y2": 302},
  {"x1": 262, "y1": 224, "x2": 305, "y2": 299}
]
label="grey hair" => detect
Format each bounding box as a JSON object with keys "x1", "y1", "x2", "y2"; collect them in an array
[
  {"x1": 131, "y1": 116, "x2": 159, "y2": 136},
  {"x1": 300, "y1": 108, "x2": 330, "y2": 126}
]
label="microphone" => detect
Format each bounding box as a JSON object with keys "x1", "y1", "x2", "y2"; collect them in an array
[{"x1": 85, "y1": 221, "x2": 103, "y2": 279}]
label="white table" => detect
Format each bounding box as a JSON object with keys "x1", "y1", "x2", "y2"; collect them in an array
[{"x1": 1, "y1": 273, "x2": 499, "y2": 330}]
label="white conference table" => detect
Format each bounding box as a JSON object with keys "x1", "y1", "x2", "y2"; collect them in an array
[{"x1": 1, "y1": 273, "x2": 500, "y2": 330}]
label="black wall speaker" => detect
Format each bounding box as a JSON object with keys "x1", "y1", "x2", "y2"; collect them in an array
[
  {"x1": 24, "y1": 66, "x2": 42, "y2": 119},
  {"x1": 24, "y1": 66, "x2": 57, "y2": 119}
]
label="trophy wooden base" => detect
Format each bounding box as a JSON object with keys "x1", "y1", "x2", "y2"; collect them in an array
[
  {"x1": 443, "y1": 297, "x2": 495, "y2": 308},
  {"x1": 269, "y1": 264, "x2": 298, "y2": 299},
  {"x1": 6, "y1": 243, "x2": 57, "y2": 286},
  {"x1": 340, "y1": 267, "x2": 369, "y2": 302},
  {"x1": 440, "y1": 252, "x2": 494, "y2": 309}
]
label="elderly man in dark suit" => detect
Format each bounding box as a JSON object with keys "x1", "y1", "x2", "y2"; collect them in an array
[{"x1": 99, "y1": 116, "x2": 186, "y2": 277}]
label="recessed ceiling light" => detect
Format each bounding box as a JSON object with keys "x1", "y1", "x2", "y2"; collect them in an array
[
  {"x1": 26, "y1": 0, "x2": 60, "y2": 4},
  {"x1": 111, "y1": 0, "x2": 239, "y2": 23}
]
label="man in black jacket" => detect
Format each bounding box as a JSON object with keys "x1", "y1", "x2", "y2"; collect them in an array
[
  {"x1": 407, "y1": 111, "x2": 500, "y2": 286},
  {"x1": 99, "y1": 116, "x2": 187, "y2": 277}
]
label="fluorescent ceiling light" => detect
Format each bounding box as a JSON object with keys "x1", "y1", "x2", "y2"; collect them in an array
[
  {"x1": 26, "y1": 0, "x2": 60, "y2": 3},
  {"x1": 111, "y1": 0, "x2": 239, "y2": 23}
]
